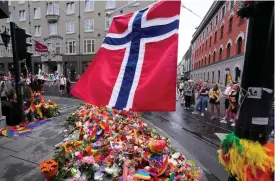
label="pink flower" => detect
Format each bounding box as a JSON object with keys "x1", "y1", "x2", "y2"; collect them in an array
[
  {"x1": 175, "y1": 175, "x2": 182, "y2": 180},
  {"x1": 75, "y1": 151, "x2": 84, "y2": 160},
  {"x1": 82, "y1": 156, "x2": 95, "y2": 165},
  {"x1": 72, "y1": 178, "x2": 78, "y2": 181}
]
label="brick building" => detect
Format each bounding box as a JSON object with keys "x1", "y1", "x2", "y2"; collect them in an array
[{"x1": 190, "y1": 1, "x2": 248, "y2": 87}]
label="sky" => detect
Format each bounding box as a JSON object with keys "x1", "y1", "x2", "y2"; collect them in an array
[{"x1": 178, "y1": 0, "x2": 213, "y2": 63}]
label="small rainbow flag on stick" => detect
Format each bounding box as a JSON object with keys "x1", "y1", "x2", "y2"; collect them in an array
[
  {"x1": 133, "y1": 169, "x2": 151, "y2": 180},
  {"x1": 30, "y1": 102, "x2": 36, "y2": 112}
]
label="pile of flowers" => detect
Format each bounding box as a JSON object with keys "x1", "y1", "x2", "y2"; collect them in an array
[
  {"x1": 24, "y1": 91, "x2": 59, "y2": 121},
  {"x1": 41, "y1": 104, "x2": 203, "y2": 181},
  {"x1": 218, "y1": 132, "x2": 274, "y2": 181}
]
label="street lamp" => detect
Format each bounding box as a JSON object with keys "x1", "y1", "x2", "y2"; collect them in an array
[{"x1": 0, "y1": 27, "x2": 10, "y2": 49}]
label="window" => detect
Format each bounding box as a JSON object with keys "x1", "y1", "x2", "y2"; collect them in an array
[
  {"x1": 220, "y1": 25, "x2": 224, "y2": 39},
  {"x1": 47, "y1": 42, "x2": 53, "y2": 51},
  {"x1": 205, "y1": 41, "x2": 207, "y2": 50},
  {"x1": 105, "y1": 17, "x2": 112, "y2": 30},
  {"x1": 230, "y1": 0, "x2": 234, "y2": 9},
  {"x1": 106, "y1": 0, "x2": 116, "y2": 9},
  {"x1": 66, "y1": 21, "x2": 75, "y2": 34},
  {"x1": 227, "y1": 43, "x2": 231, "y2": 58},
  {"x1": 234, "y1": 67, "x2": 241, "y2": 82},
  {"x1": 55, "y1": 42, "x2": 61, "y2": 54},
  {"x1": 67, "y1": 2, "x2": 75, "y2": 14},
  {"x1": 228, "y1": 17, "x2": 233, "y2": 33},
  {"x1": 204, "y1": 57, "x2": 207, "y2": 66},
  {"x1": 219, "y1": 48, "x2": 223, "y2": 60},
  {"x1": 85, "y1": 19, "x2": 94, "y2": 32},
  {"x1": 0, "y1": 48, "x2": 3, "y2": 57},
  {"x1": 212, "y1": 71, "x2": 215, "y2": 84},
  {"x1": 66, "y1": 40, "x2": 76, "y2": 54},
  {"x1": 129, "y1": 0, "x2": 140, "y2": 6},
  {"x1": 214, "y1": 31, "x2": 217, "y2": 44},
  {"x1": 207, "y1": 72, "x2": 209, "y2": 81},
  {"x1": 213, "y1": 51, "x2": 216, "y2": 62},
  {"x1": 202, "y1": 44, "x2": 204, "y2": 52},
  {"x1": 222, "y1": 6, "x2": 226, "y2": 18},
  {"x1": 85, "y1": 0, "x2": 94, "y2": 12},
  {"x1": 47, "y1": 3, "x2": 59, "y2": 15},
  {"x1": 49, "y1": 23, "x2": 57, "y2": 35},
  {"x1": 239, "y1": 17, "x2": 244, "y2": 25},
  {"x1": 208, "y1": 54, "x2": 211, "y2": 64},
  {"x1": 218, "y1": 70, "x2": 220, "y2": 83},
  {"x1": 83, "y1": 39, "x2": 95, "y2": 54},
  {"x1": 6, "y1": 12, "x2": 12, "y2": 23},
  {"x1": 237, "y1": 37, "x2": 243, "y2": 54},
  {"x1": 7, "y1": 45, "x2": 12, "y2": 57},
  {"x1": 18, "y1": 0, "x2": 25, "y2": 4},
  {"x1": 210, "y1": 22, "x2": 212, "y2": 31},
  {"x1": 34, "y1": 7, "x2": 41, "y2": 19},
  {"x1": 206, "y1": 27, "x2": 208, "y2": 34},
  {"x1": 209, "y1": 36, "x2": 212, "y2": 47},
  {"x1": 215, "y1": 15, "x2": 218, "y2": 25},
  {"x1": 19, "y1": 10, "x2": 26, "y2": 21},
  {"x1": 34, "y1": 25, "x2": 41, "y2": 37}
]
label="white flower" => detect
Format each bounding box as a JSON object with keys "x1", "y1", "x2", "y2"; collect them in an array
[
  {"x1": 172, "y1": 152, "x2": 180, "y2": 159},
  {"x1": 168, "y1": 158, "x2": 177, "y2": 166},
  {"x1": 105, "y1": 168, "x2": 114, "y2": 174},
  {"x1": 83, "y1": 134, "x2": 88, "y2": 139}
]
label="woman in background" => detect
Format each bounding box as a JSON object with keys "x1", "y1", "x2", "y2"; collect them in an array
[{"x1": 209, "y1": 84, "x2": 221, "y2": 120}]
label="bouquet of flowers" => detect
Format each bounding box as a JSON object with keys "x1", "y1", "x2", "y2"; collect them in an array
[{"x1": 44, "y1": 104, "x2": 203, "y2": 181}]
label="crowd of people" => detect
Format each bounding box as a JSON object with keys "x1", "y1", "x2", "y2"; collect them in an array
[
  {"x1": 177, "y1": 79, "x2": 240, "y2": 127},
  {"x1": 0, "y1": 72, "x2": 73, "y2": 97}
]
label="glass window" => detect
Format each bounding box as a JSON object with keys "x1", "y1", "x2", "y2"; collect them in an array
[
  {"x1": 219, "y1": 48, "x2": 223, "y2": 60},
  {"x1": 7, "y1": 45, "x2": 12, "y2": 57},
  {"x1": 66, "y1": 2, "x2": 75, "y2": 14},
  {"x1": 34, "y1": 7, "x2": 41, "y2": 19},
  {"x1": 215, "y1": 15, "x2": 218, "y2": 25},
  {"x1": 213, "y1": 51, "x2": 216, "y2": 62},
  {"x1": 220, "y1": 25, "x2": 224, "y2": 39},
  {"x1": 34, "y1": 25, "x2": 41, "y2": 37},
  {"x1": 106, "y1": 0, "x2": 116, "y2": 9},
  {"x1": 85, "y1": 19, "x2": 94, "y2": 32},
  {"x1": 214, "y1": 31, "x2": 217, "y2": 44},
  {"x1": 105, "y1": 17, "x2": 112, "y2": 30},
  {"x1": 47, "y1": 42, "x2": 53, "y2": 51},
  {"x1": 85, "y1": 0, "x2": 94, "y2": 12},
  {"x1": 66, "y1": 40, "x2": 76, "y2": 54},
  {"x1": 49, "y1": 23, "x2": 57, "y2": 35},
  {"x1": 222, "y1": 6, "x2": 225, "y2": 18},
  {"x1": 227, "y1": 43, "x2": 231, "y2": 58},
  {"x1": 237, "y1": 37, "x2": 243, "y2": 54},
  {"x1": 19, "y1": 10, "x2": 26, "y2": 21},
  {"x1": 56, "y1": 42, "x2": 61, "y2": 54},
  {"x1": 228, "y1": 17, "x2": 233, "y2": 33},
  {"x1": 84, "y1": 39, "x2": 95, "y2": 54},
  {"x1": 66, "y1": 21, "x2": 75, "y2": 34}
]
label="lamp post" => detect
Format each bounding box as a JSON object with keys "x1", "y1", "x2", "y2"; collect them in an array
[{"x1": 0, "y1": 27, "x2": 10, "y2": 49}]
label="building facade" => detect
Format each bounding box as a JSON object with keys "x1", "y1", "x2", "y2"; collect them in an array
[
  {"x1": 0, "y1": 0, "x2": 153, "y2": 81},
  {"x1": 190, "y1": 1, "x2": 248, "y2": 87},
  {"x1": 182, "y1": 46, "x2": 191, "y2": 79}
]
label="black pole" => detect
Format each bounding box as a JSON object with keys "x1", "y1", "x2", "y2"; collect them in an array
[{"x1": 10, "y1": 22, "x2": 25, "y2": 123}]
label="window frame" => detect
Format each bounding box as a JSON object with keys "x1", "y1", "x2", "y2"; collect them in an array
[
  {"x1": 19, "y1": 10, "x2": 26, "y2": 22},
  {"x1": 66, "y1": 21, "x2": 75, "y2": 34},
  {"x1": 84, "y1": 19, "x2": 94, "y2": 32},
  {"x1": 105, "y1": 17, "x2": 112, "y2": 30},
  {"x1": 55, "y1": 42, "x2": 61, "y2": 54},
  {"x1": 85, "y1": 0, "x2": 94, "y2": 12},
  {"x1": 228, "y1": 17, "x2": 233, "y2": 33},
  {"x1": 34, "y1": 7, "x2": 41, "y2": 20},
  {"x1": 49, "y1": 23, "x2": 57, "y2": 35},
  {"x1": 66, "y1": 2, "x2": 75, "y2": 15},
  {"x1": 65, "y1": 40, "x2": 76, "y2": 54},
  {"x1": 106, "y1": 0, "x2": 116, "y2": 10},
  {"x1": 34, "y1": 25, "x2": 41, "y2": 37}
]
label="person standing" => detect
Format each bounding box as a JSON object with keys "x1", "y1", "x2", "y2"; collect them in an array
[
  {"x1": 227, "y1": 84, "x2": 240, "y2": 127},
  {"x1": 184, "y1": 80, "x2": 193, "y2": 110},
  {"x1": 209, "y1": 84, "x2": 221, "y2": 120},
  {"x1": 220, "y1": 83, "x2": 233, "y2": 123},
  {"x1": 66, "y1": 78, "x2": 71, "y2": 97},
  {"x1": 192, "y1": 82, "x2": 209, "y2": 116},
  {"x1": 179, "y1": 81, "x2": 184, "y2": 97},
  {"x1": 59, "y1": 75, "x2": 66, "y2": 96}
]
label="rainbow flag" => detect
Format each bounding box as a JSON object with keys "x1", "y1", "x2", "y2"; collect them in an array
[
  {"x1": 143, "y1": 152, "x2": 163, "y2": 160},
  {"x1": 158, "y1": 156, "x2": 168, "y2": 176},
  {"x1": 133, "y1": 169, "x2": 151, "y2": 180}
]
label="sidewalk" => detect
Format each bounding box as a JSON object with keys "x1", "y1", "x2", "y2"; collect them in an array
[{"x1": 0, "y1": 106, "x2": 76, "y2": 181}]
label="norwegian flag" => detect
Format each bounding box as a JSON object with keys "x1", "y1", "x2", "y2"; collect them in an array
[{"x1": 71, "y1": 0, "x2": 180, "y2": 111}]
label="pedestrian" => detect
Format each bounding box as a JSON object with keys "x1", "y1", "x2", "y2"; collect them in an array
[
  {"x1": 221, "y1": 84, "x2": 240, "y2": 126},
  {"x1": 59, "y1": 75, "x2": 66, "y2": 96},
  {"x1": 184, "y1": 80, "x2": 193, "y2": 110},
  {"x1": 179, "y1": 81, "x2": 184, "y2": 98},
  {"x1": 192, "y1": 82, "x2": 209, "y2": 116},
  {"x1": 220, "y1": 83, "x2": 233, "y2": 123},
  {"x1": 32, "y1": 75, "x2": 40, "y2": 92},
  {"x1": 209, "y1": 83, "x2": 221, "y2": 120},
  {"x1": 66, "y1": 77, "x2": 71, "y2": 96}
]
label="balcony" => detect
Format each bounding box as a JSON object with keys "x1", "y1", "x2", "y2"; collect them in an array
[{"x1": 45, "y1": 14, "x2": 59, "y2": 23}]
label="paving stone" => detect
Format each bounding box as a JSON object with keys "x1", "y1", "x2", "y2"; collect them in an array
[
  {"x1": 35, "y1": 151, "x2": 55, "y2": 164},
  {"x1": 0, "y1": 137, "x2": 14, "y2": 145},
  {"x1": 15, "y1": 167, "x2": 45, "y2": 181},
  {"x1": 0, "y1": 148, "x2": 16, "y2": 160},
  {"x1": 1, "y1": 137, "x2": 42, "y2": 152},
  {"x1": 43, "y1": 133, "x2": 64, "y2": 147},
  {"x1": 27, "y1": 127, "x2": 60, "y2": 140},
  {"x1": 11, "y1": 142, "x2": 54, "y2": 163},
  {"x1": 0, "y1": 156, "x2": 37, "y2": 181}
]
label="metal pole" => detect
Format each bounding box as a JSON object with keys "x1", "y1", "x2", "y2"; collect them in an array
[{"x1": 10, "y1": 22, "x2": 25, "y2": 123}]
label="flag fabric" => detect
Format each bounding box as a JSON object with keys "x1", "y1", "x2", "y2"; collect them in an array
[
  {"x1": 71, "y1": 0, "x2": 180, "y2": 111},
  {"x1": 34, "y1": 40, "x2": 48, "y2": 52}
]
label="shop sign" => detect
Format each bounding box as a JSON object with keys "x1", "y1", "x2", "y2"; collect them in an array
[{"x1": 44, "y1": 35, "x2": 63, "y2": 41}]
